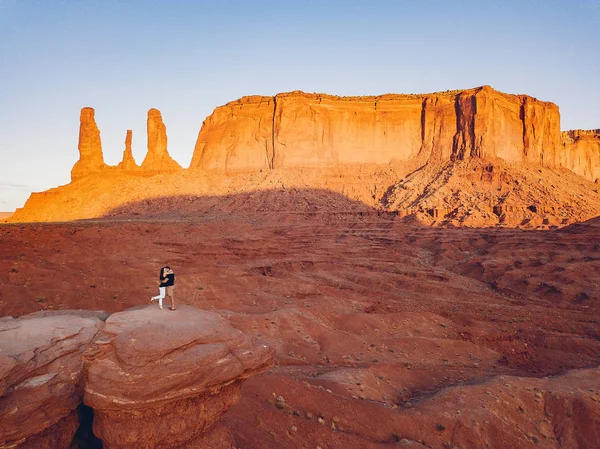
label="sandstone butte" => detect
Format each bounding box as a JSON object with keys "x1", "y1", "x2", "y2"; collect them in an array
[
  {"x1": 7, "y1": 85, "x2": 600, "y2": 225},
  {"x1": 0, "y1": 306, "x2": 274, "y2": 449}
]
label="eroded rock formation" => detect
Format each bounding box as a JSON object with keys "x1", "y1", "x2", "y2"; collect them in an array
[
  {"x1": 82, "y1": 305, "x2": 273, "y2": 448},
  {"x1": 66, "y1": 87, "x2": 599, "y2": 182},
  {"x1": 10, "y1": 86, "x2": 600, "y2": 225},
  {"x1": 71, "y1": 107, "x2": 107, "y2": 180},
  {"x1": 191, "y1": 86, "x2": 564, "y2": 171},
  {"x1": 116, "y1": 129, "x2": 139, "y2": 171},
  {"x1": 0, "y1": 306, "x2": 273, "y2": 448},
  {"x1": 0, "y1": 311, "x2": 103, "y2": 448},
  {"x1": 140, "y1": 108, "x2": 181, "y2": 172},
  {"x1": 82, "y1": 305, "x2": 272, "y2": 448},
  {"x1": 560, "y1": 129, "x2": 600, "y2": 182}
]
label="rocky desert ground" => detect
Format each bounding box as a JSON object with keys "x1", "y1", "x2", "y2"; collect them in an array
[
  {"x1": 2, "y1": 201, "x2": 600, "y2": 448},
  {"x1": 1, "y1": 86, "x2": 599, "y2": 448}
]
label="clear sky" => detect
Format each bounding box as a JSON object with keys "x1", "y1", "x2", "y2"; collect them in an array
[{"x1": 1, "y1": 0, "x2": 599, "y2": 211}]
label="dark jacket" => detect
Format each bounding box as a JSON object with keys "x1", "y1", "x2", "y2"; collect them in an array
[{"x1": 161, "y1": 273, "x2": 175, "y2": 287}]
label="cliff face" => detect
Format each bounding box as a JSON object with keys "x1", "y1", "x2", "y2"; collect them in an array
[
  {"x1": 191, "y1": 86, "x2": 563, "y2": 171},
  {"x1": 70, "y1": 87, "x2": 597, "y2": 182},
  {"x1": 560, "y1": 130, "x2": 600, "y2": 182}
]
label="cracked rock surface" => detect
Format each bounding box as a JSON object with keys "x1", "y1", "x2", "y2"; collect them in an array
[
  {"x1": 83, "y1": 305, "x2": 274, "y2": 448},
  {"x1": 0, "y1": 312, "x2": 102, "y2": 448}
]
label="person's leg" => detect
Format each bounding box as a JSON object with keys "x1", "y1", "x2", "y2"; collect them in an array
[
  {"x1": 151, "y1": 286, "x2": 165, "y2": 300},
  {"x1": 167, "y1": 286, "x2": 175, "y2": 310},
  {"x1": 152, "y1": 287, "x2": 165, "y2": 309}
]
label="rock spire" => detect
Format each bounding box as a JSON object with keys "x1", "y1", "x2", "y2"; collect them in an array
[
  {"x1": 71, "y1": 107, "x2": 107, "y2": 180},
  {"x1": 117, "y1": 129, "x2": 139, "y2": 170},
  {"x1": 140, "y1": 108, "x2": 181, "y2": 172}
]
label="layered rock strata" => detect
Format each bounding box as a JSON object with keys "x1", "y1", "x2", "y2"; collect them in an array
[
  {"x1": 560, "y1": 129, "x2": 600, "y2": 182},
  {"x1": 83, "y1": 305, "x2": 274, "y2": 448},
  {"x1": 0, "y1": 312, "x2": 103, "y2": 448},
  {"x1": 10, "y1": 86, "x2": 600, "y2": 225},
  {"x1": 0, "y1": 306, "x2": 273, "y2": 448},
  {"x1": 191, "y1": 86, "x2": 565, "y2": 171},
  {"x1": 67, "y1": 87, "x2": 600, "y2": 182}
]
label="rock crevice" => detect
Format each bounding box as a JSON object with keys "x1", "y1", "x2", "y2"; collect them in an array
[{"x1": 0, "y1": 306, "x2": 273, "y2": 449}]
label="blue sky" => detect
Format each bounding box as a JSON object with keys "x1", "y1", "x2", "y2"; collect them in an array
[{"x1": 1, "y1": 0, "x2": 599, "y2": 211}]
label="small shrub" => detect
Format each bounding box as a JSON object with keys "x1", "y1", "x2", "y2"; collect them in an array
[
  {"x1": 574, "y1": 292, "x2": 590, "y2": 303},
  {"x1": 90, "y1": 284, "x2": 96, "y2": 288},
  {"x1": 36, "y1": 297, "x2": 46, "y2": 303},
  {"x1": 436, "y1": 423, "x2": 446, "y2": 432}
]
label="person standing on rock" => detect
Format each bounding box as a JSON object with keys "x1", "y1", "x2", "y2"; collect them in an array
[
  {"x1": 151, "y1": 266, "x2": 169, "y2": 309},
  {"x1": 163, "y1": 266, "x2": 176, "y2": 311}
]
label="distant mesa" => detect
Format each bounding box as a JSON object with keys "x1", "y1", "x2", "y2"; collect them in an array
[
  {"x1": 70, "y1": 86, "x2": 600, "y2": 182},
  {"x1": 8, "y1": 85, "x2": 600, "y2": 225}
]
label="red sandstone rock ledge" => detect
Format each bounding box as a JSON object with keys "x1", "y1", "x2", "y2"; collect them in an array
[{"x1": 0, "y1": 306, "x2": 274, "y2": 448}]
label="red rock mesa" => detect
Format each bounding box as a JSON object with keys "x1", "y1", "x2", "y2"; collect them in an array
[{"x1": 7, "y1": 86, "x2": 600, "y2": 224}]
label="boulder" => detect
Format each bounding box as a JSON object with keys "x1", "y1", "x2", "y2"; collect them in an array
[
  {"x1": 83, "y1": 305, "x2": 274, "y2": 448},
  {"x1": 0, "y1": 314, "x2": 102, "y2": 448}
]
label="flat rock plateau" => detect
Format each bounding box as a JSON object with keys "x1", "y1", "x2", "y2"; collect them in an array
[{"x1": 1, "y1": 86, "x2": 599, "y2": 448}]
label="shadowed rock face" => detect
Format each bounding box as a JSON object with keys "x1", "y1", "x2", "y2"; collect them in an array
[
  {"x1": 1, "y1": 213, "x2": 600, "y2": 447},
  {"x1": 71, "y1": 107, "x2": 107, "y2": 180},
  {"x1": 140, "y1": 108, "x2": 181, "y2": 172}
]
